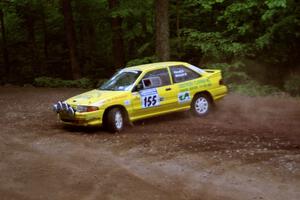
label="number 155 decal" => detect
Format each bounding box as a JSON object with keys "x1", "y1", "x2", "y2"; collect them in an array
[
  {"x1": 140, "y1": 88, "x2": 160, "y2": 108},
  {"x1": 142, "y1": 94, "x2": 160, "y2": 108}
]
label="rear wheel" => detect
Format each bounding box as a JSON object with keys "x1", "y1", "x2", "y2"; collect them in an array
[
  {"x1": 106, "y1": 108, "x2": 124, "y2": 133},
  {"x1": 191, "y1": 94, "x2": 212, "y2": 117}
]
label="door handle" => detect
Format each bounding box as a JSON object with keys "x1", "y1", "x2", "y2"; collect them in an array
[{"x1": 165, "y1": 88, "x2": 172, "y2": 91}]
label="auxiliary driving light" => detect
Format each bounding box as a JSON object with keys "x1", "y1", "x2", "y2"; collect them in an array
[
  {"x1": 53, "y1": 104, "x2": 58, "y2": 113},
  {"x1": 57, "y1": 101, "x2": 62, "y2": 111},
  {"x1": 67, "y1": 106, "x2": 75, "y2": 116},
  {"x1": 62, "y1": 102, "x2": 68, "y2": 110}
]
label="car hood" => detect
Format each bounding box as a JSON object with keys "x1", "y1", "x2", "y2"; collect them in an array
[{"x1": 66, "y1": 89, "x2": 127, "y2": 106}]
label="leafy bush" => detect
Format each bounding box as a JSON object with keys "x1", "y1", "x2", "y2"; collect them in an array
[
  {"x1": 34, "y1": 77, "x2": 62, "y2": 88},
  {"x1": 203, "y1": 62, "x2": 285, "y2": 96},
  {"x1": 181, "y1": 30, "x2": 249, "y2": 60},
  {"x1": 75, "y1": 78, "x2": 95, "y2": 88},
  {"x1": 97, "y1": 79, "x2": 108, "y2": 87},
  {"x1": 205, "y1": 61, "x2": 249, "y2": 84},
  {"x1": 34, "y1": 77, "x2": 96, "y2": 88},
  {"x1": 284, "y1": 75, "x2": 300, "y2": 96},
  {"x1": 225, "y1": 72, "x2": 250, "y2": 84},
  {"x1": 229, "y1": 81, "x2": 282, "y2": 96}
]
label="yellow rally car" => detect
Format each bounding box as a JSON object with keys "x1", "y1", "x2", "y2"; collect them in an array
[{"x1": 53, "y1": 62, "x2": 227, "y2": 132}]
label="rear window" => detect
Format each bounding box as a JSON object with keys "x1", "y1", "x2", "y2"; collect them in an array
[{"x1": 170, "y1": 65, "x2": 200, "y2": 83}]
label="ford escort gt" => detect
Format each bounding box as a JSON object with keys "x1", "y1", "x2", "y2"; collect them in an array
[{"x1": 53, "y1": 62, "x2": 227, "y2": 132}]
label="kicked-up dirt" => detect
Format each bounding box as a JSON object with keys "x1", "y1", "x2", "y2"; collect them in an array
[{"x1": 0, "y1": 86, "x2": 300, "y2": 200}]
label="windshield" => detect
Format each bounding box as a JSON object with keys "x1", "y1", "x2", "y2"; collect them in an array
[{"x1": 99, "y1": 70, "x2": 141, "y2": 91}]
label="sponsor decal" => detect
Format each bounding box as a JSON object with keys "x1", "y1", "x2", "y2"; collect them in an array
[
  {"x1": 124, "y1": 100, "x2": 131, "y2": 106},
  {"x1": 178, "y1": 91, "x2": 191, "y2": 103},
  {"x1": 178, "y1": 79, "x2": 212, "y2": 92},
  {"x1": 173, "y1": 69, "x2": 187, "y2": 78}
]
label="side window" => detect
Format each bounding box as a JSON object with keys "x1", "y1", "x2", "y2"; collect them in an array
[
  {"x1": 141, "y1": 68, "x2": 171, "y2": 89},
  {"x1": 170, "y1": 65, "x2": 200, "y2": 83}
]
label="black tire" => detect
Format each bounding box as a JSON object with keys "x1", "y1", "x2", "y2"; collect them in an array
[
  {"x1": 191, "y1": 94, "x2": 212, "y2": 117},
  {"x1": 105, "y1": 108, "x2": 124, "y2": 133}
]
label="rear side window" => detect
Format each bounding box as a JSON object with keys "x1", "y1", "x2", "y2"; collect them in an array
[
  {"x1": 142, "y1": 68, "x2": 171, "y2": 89},
  {"x1": 170, "y1": 65, "x2": 200, "y2": 83}
]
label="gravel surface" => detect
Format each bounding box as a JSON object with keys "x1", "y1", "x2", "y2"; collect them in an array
[{"x1": 0, "y1": 86, "x2": 300, "y2": 200}]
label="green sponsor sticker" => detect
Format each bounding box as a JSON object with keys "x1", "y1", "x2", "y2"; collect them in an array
[{"x1": 178, "y1": 91, "x2": 191, "y2": 103}]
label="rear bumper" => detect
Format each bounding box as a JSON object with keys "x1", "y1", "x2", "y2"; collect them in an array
[
  {"x1": 59, "y1": 110, "x2": 103, "y2": 126},
  {"x1": 210, "y1": 85, "x2": 228, "y2": 101}
]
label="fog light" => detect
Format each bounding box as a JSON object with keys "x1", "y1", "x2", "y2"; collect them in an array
[
  {"x1": 67, "y1": 106, "x2": 75, "y2": 116},
  {"x1": 62, "y1": 102, "x2": 68, "y2": 110},
  {"x1": 53, "y1": 104, "x2": 58, "y2": 113},
  {"x1": 57, "y1": 101, "x2": 62, "y2": 111}
]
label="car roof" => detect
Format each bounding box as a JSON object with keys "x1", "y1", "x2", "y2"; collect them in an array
[{"x1": 125, "y1": 61, "x2": 188, "y2": 72}]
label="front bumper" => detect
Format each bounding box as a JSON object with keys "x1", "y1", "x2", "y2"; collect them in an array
[
  {"x1": 53, "y1": 101, "x2": 104, "y2": 126},
  {"x1": 59, "y1": 110, "x2": 103, "y2": 126}
]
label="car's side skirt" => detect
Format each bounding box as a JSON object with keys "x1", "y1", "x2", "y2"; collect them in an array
[{"x1": 130, "y1": 106, "x2": 190, "y2": 122}]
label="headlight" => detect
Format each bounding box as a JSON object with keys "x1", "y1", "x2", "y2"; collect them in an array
[
  {"x1": 77, "y1": 105, "x2": 99, "y2": 113},
  {"x1": 91, "y1": 100, "x2": 105, "y2": 107}
]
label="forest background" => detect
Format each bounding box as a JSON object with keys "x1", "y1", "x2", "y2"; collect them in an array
[{"x1": 0, "y1": 0, "x2": 299, "y2": 96}]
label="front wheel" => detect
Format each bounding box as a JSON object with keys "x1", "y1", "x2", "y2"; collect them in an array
[
  {"x1": 106, "y1": 108, "x2": 124, "y2": 133},
  {"x1": 191, "y1": 94, "x2": 212, "y2": 117}
]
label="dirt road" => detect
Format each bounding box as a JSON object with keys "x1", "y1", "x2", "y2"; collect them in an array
[{"x1": 0, "y1": 86, "x2": 300, "y2": 200}]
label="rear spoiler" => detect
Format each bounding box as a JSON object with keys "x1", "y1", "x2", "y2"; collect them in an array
[
  {"x1": 187, "y1": 64, "x2": 222, "y2": 78},
  {"x1": 203, "y1": 69, "x2": 222, "y2": 78},
  {"x1": 188, "y1": 64, "x2": 206, "y2": 75}
]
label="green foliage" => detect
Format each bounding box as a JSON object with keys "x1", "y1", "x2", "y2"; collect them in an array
[
  {"x1": 0, "y1": 0, "x2": 299, "y2": 97},
  {"x1": 126, "y1": 56, "x2": 159, "y2": 67},
  {"x1": 185, "y1": 0, "x2": 225, "y2": 11},
  {"x1": 34, "y1": 77, "x2": 95, "y2": 88},
  {"x1": 284, "y1": 75, "x2": 300, "y2": 96},
  {"x1": 182, "y1": 30, "x2": 249, "y2": 60},
  {"x1": 205, "y1": 62, "x2": 248, "y2": 84},
  {"x1": 179, "y1": 0, "x2": 299, "y2": 66},
  {"x1": 229, "y1": 81, "x2": 282, "y2": 97},
  {"x1": 205, "y1": 61, "x2": 282, "y2": 96},
  {"x1": 97, "y1": 79, "x2": 108, "y2": 87},
  {"x1": 265, "y1": 0, "x2": 287, "y2": 9}
]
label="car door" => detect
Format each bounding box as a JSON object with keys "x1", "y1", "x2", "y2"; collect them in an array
[
  {"x1": 169, "y1": 65, "x2": 202, "y2": 109},
  {"x1": 130, "y1": 68, "x2": 177, "y2": 119}
]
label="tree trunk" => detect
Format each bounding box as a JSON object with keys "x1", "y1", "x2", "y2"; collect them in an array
[
  {"x1": 41, "y1": 9, "x2": 48, "y2": 60},
  {"x1": 176, "y1": 0, "x2": 180, "y2": 47},
  {"x1": 155, "y1": 0, "x2": 170, "y2": 61},
  {"x1": 175, "y1": 0, "x2": 182, "y2": 58},
  {"x1": 108, "y1": 0, "x2": 125, "y2": 70},
  {"x1": 61, "y1": 0, "x2": 80, "y2": 79},
  {"x1": 39, "y1": 5, "x2": 49, "y2": 76},
  {"x1": 15, "y1": 2, "x2": 42, "y2": 78},
  {"x1": 24, "y1": 8, "x2": 41, "y2": 76},
  {"x1": 0, "y1": 9, "x2": 9, "y2": 75}
]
